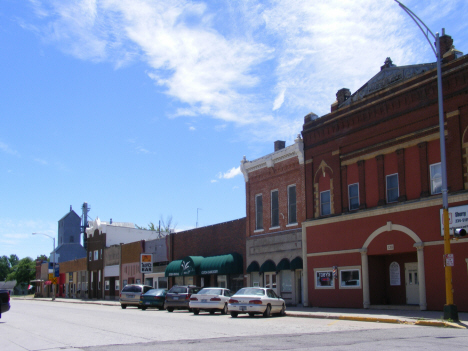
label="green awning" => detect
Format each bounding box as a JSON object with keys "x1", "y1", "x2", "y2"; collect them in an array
[
  {"x1": 165, "y1": 260, "x2": 183, "y2": 277},
  {"x1": 290, "y1": 256, "x2": 303, "y2": 270},
  {"x1": 199, "y1": 253, "x2": 243, "y2": 275},
  {"x1": 260, "y1": 259, "x2": 276, "y2": 273},
  {"x1": 180, "y1": 256, "x2": 204, "y2": 276},
  {"x1": 276, "y1": 258, "x2": 290, "y2": 271},
  {"x1": 246, "y1": 261, "x2": 260, "y2": 273}
]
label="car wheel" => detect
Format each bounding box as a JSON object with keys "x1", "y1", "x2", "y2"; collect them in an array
[
  {"x1": 248, "y1": 313, "x2": 255, "y2": 318},
  {"x1": 231, "y1": 312, "x2": 238, "y2": 318},
  {"x1": 141, "y1": 306, "x2": 147, "y2": 311},
  {"x1": 263, "y1": 304, "x2": 271, "y2": 318},
  {"x1": 193, "y1": 309, "x2": 200, "y2": 315},
  {"x1": 279, "y1": 304, "x2": 286, "y2": 316},
  {"x1": 121, "y1": 304, "x2": 127, "y2": 309},
  {"x1": 167, "y1": 307, "x2": 174, "y2": 312},
  {"x1": 221, "y1": 304, "x2": 228, "y2": 315}
]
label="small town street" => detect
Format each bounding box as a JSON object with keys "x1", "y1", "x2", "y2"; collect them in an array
[{"x1": 2, "y1": 300, "x2": 468, "y2": 351}]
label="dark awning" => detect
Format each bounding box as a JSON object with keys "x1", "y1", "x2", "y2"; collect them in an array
[
  {"x1": 290, "y1": 256, "x2": 303, "y2": 270},
  {"x1": 199, "y1": 253, "x2": 243, "y2": 275},
  {"x1": 246, "y1": 261, "x2": 260, "y2": 273},
  {"x1": 165, "y1": 260, "x2": 183, "y2": 277},
  {"x1": 260, "y1": 259, "x2": 276, "y2": 273},
  {"x1": 276, "y1": 258, "x2": 290, "y2": 271}
]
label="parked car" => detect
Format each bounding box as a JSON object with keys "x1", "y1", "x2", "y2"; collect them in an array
[
  {"x1": 139, "y1": 288, "x2": 167, "y2": 310},
  {"x1": 189, "y1": 287, "x2": 233, "y2": 315},
  {"x1": 120, "y1": 284, "x2": 153, "y2": 309},
  {"x1": 0, "y1": 289, "x2": 10, "y2": 318},
  {"x1": 228, "y1": 287, "x2": 286, "y2": 318},
  {"x1": 165, "y1": 285, "x2": 201, "y2": 312}
]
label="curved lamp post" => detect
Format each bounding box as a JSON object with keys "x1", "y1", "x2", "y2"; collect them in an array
[
  {"x1": 394, "y1": 1, "x2": 457, "y2": 321},
  {"x1": 32, "y1": 232, "x2": 56, "y2": 301}
]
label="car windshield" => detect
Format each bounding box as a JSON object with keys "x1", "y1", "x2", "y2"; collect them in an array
[
  {"x1": 145, "y1": 289, "x2": 165, "y2": 296},
  {"x1": 234, "y1": 288, "x2": 265, "y2": 296},
  {"x1": 169, "y1": 286, "x2": 187, "y2": 294},
  {"x1": 198, "y1": 288, "x2": 222, "y2": 295},
  {"x1": 122, "y1": 285, "x2": 140, "y2": 293}
]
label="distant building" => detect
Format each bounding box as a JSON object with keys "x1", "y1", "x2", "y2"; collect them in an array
[{"x1": 52, "y1": 206, "x2": 86, "y2": 264}]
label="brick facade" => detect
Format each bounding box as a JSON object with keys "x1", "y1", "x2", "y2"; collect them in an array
[{"x1": 301, "y1": 37, "x2": 468, "y2": 311}]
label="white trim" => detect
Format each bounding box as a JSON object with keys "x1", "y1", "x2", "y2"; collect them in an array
[
  {"x1": 286, "y1": 223, "x2": 299, "y2": 228},
  {"x1": 314, "y1": 268, "x2": 335, "y2": 289}
]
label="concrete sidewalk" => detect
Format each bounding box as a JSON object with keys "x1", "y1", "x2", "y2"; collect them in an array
[{"x1": 13, "y1": 296, "x2": 467, "y2": 329}]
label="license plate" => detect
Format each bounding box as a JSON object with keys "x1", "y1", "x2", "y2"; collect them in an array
[
  {"x1": 201, "y1": 299, "x2": 207, "y2": 302},
  {"x1": 127, "y1": 294, "x2": 134, "y2": 298},
  {"x1": 240, "y1": 306, "x2": 246, "y2": 311},
  {"x1": 145, "y1": 302, "x2": 150, "y2": 305},
  {"x1": 173, "y1": 296, "x2": 178, "y2": 300}
]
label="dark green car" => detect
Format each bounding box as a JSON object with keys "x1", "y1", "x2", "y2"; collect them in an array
[{"x1": 139, "y1": 289, "x2": 167, "y2": 310}]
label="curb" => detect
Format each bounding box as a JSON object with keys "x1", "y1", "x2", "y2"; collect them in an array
[{"x1": 286, "y1": 312, "x2": 467, "y2": 329}]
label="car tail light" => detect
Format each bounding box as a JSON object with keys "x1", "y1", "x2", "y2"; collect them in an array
[
  {"x1": 7, "y1": 291, "x2": 10, "y2": 302},
  {"x1": 154, "y1": 296, "x2": 161, "y2": 300},
  {"x1": 119, "y1": 293, "x2": 121, "y2": 298},
  {"x1": 190, "y1": 297, "x2": 198, "y2": 301},
  {"x1": 229, "y1": 299, "x2": 238, "y2": 304},
  {"x1": 249, "y1": 299, "x2": 262, "y2": 305},
  {"x1": 186, "y1": 294, "x2": 191, "y2": 300},
  {"x1": 210, "y1": 297, "x2": 221, "y2": 301}
]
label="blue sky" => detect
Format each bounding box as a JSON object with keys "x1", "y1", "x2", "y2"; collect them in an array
[{"x1": 1, "y1": 0, "x2": 467, "y2": 261}]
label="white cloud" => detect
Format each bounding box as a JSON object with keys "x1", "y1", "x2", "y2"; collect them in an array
[
  {"x1": 0, "y1": 141, "x2": 19, "y2": 156},
  {"x1": 210, "y1": 179, "x2": 218, "y2": 183},
  {"x1": 34, "y1": 158, "x2": 48, "y2": 165},
  {"x1": 218, "y1": 166, "x2": 241, "y2": 180},
  {"x1": 23, "y1": 0, "x2": 468, "y2": 144},
  {"x1": 189, "y1": 126, "x2": 196, "y2": 131}
]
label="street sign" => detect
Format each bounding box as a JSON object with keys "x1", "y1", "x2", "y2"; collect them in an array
[
  {"x1": 50, "y1": 277, "x2": 58, "y2": 284},
  {"x1": 444, "y1": 254, "x2": 454, "y2": 267},
  {"x1": 48, "y1": 273, "x2": 54, "y2": 280},
  {"x1": 54, "y1": 264, "x2": 60, "y2": 277}
]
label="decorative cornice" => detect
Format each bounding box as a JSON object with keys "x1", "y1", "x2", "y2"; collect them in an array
[{"x1": 240, "y1": 135, "x2": 304, "y2": 182}]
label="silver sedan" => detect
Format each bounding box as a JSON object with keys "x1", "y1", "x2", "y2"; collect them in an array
[
  {"x1": 228, "y1": 287, "x2": 286, "y2": 318},
  {"x1": 189, "y1": 288, "x2": 233, "y2": 315}
]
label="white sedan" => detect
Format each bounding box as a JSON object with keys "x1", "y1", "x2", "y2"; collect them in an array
[
  {"x1": 228, "y1": 287, "x2": 286, "y2": 318},
  {"x1": 189, "y1": 288, "x2": 233, "y2": 315}
]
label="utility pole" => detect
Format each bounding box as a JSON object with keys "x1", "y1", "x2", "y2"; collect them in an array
[{"x1": 395, "y1": 0, "x2": 458, "y2": 321}]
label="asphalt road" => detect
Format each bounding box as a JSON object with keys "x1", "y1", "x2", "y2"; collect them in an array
[{"x1": 1, "y1": 300, "x2": 467, "y2": 351}]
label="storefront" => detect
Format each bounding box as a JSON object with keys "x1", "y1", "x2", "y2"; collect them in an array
[{"x1": 165, "y1": 253, "x2": 244, "y2": 291}]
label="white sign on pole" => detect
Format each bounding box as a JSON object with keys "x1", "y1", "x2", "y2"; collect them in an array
[
  {"x1": 140, "y1": 254, "x2": 153, "y2": 273},
  {"x1": 440, "y1": 204, "x2": 468, "y2": 236},
  {"x1": 445, "y1": 254, "x2": 454, "y2": 267}
]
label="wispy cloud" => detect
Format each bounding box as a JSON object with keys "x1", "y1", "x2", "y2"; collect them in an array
[
  {"x1": 23, "y1": 0, "x2": 467, "y2": 143},
  {"x1": 0, "y1": 141, "x2": 19, "y2": 156},
  {"x1": 189, "y1": 126, "x2": 196, "y2": 131},
  {"x1": 34, "y1": 158, "x2": 48, "y2": 165},
  {"x1": 218, "y1": 166, "x2": 241, "y2": 180}
]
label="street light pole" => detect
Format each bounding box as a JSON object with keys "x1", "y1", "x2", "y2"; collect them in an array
[
  {"x1": 32, "y1": 232, "x2": 56, "y2": 301},
  {"x1": 394, "y1": 1, "x2": 457, "y2": 321}
]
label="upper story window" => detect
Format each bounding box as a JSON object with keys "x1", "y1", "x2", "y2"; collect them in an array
[
  {"x1": 288, "y1": 185, "x2": 297, "y2": 224},
  {"x1": 89, "y1": 251, "x2": 92, "y2": 261},
  {"x1": 271, "y1": 190, "x2": 279, "y2": 227},
  {"x1": 430, "y1": 163, "x2": 442, "y2": 195},
  {"x1": 348, "y1": 183, "x2": 359, "y2": 211},
  {"x1": 386, "y1": 174, "x2": 399, "y2": 203},
  {"x1": 94, "y1": 250, "x2": 99, "y2": 261},
  {"x1": 320, "y1": 190, "x2": 331, "y2": 216},
  {"x1": 255, "y1": 194, "x2": 263, "y2": 230}
]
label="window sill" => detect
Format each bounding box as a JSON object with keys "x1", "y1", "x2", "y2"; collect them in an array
[
  {"x1": 254, "y1": 229, "x2": 264, "y2": 233},
  {"x1": 269, "y1": 226, "x2": 280, "y2": 230},
  {"x1": 286, "y1": 223, "x2": 298, "y2": 227},
  {"x1": 315, "y1": 285, "x2": 335, "y2": 289}
]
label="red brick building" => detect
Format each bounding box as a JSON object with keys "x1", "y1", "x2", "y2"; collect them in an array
[
  {"x1": 301, "y1": 34, "x2": 468, "y2": 311},
  {"x1": 240, "y1": 138, "x2": 305, "y2": 305},
  {"x1": 165, "y1": 218, "x2": 246, "y2": 292}
]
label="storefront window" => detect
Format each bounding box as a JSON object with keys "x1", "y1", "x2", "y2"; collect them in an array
[
  {"x1": 174, "y1": 276, "x2": 183, "y2": 286},
  {"x1": 315, "y1": 270, "x2": 334, "y2": 288},
  {"x1": 185, "y1": 276, "x2": 194, "y2": 286},
  {"x1": 340, "y1": 268, "x2": 361, "y2": 288},
  {"x1": 251, "y1": 272, "x2": 260, "y2": 287},
  {"x1": 280, "y1": 270, "x2": 292, "y2": 292},
  {"x1": 105, "y1": 280, "x2": 110, "y2": 290},
  {"x1": 217, "y1": 275, "x2": 227, "y2": 288},
  {"x1": 123, "y1": 280, "x2": 127, "y2": 287},
  {"x1": 115, "y1": 280, "x2": 120, "y2": 291},
  {"x1": 145, "y1": 278, "x2": 153, "y2": 287},
  {"x1": 158, "y1": 277, "x2": 168, "y2": 289}
]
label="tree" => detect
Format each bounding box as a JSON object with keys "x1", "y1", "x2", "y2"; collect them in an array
[
  {"x1": 8, "y1": 254, "x2": 19, "y2": 268},
  {"x1": 135, "y1": 215, "x2": 177, "y2": 236},
  {"x1": 6, "y1": 257, "x2": 35, "y2": 286},
  {"x1": 0, "y1": 255, "x2": 10, "y2": 281}
]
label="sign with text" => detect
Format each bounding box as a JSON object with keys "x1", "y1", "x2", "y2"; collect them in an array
[
  {"x1": 440, "y1": 204, "x2": 468, "y2": 236},
  {"x1": 444, "y1": 254, "x2": 454, "y2": 267},
  {"x1": 140, "y1": 254, "x2": 153, "y2": 273}
]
